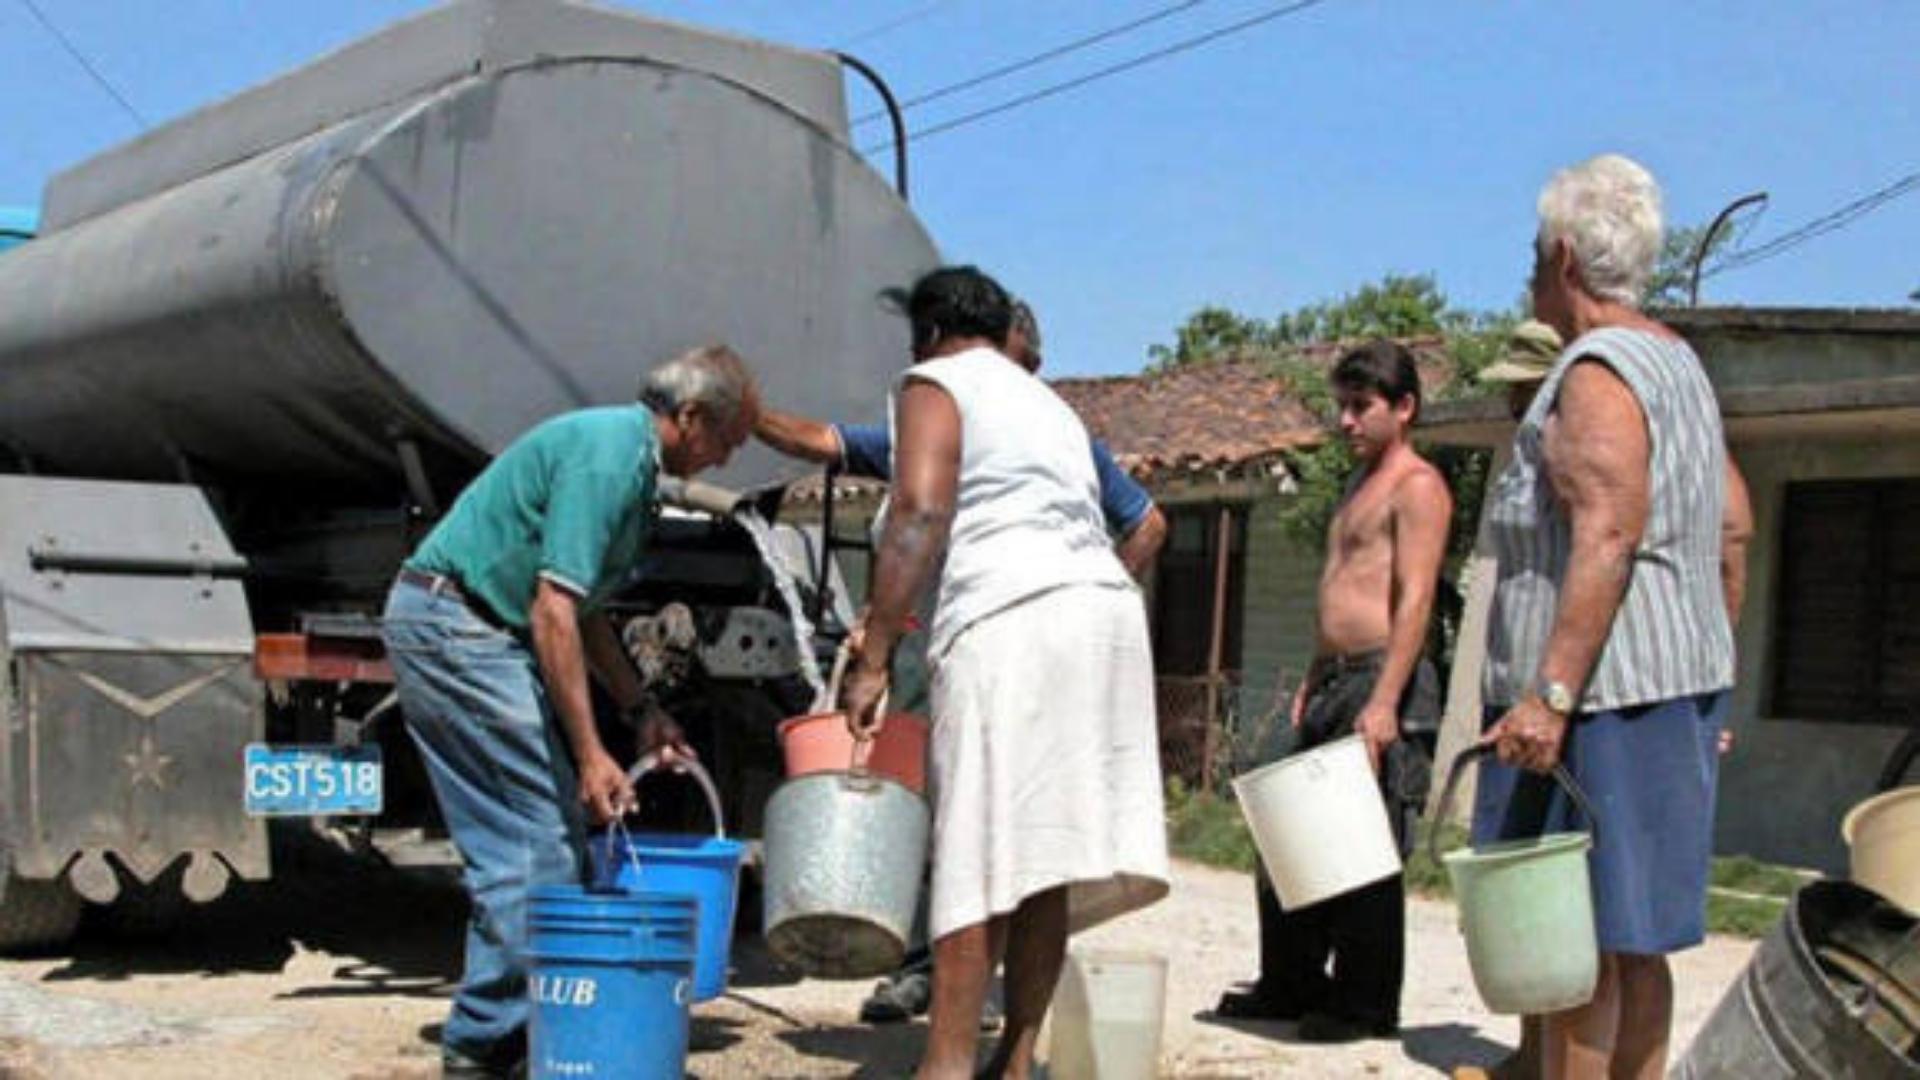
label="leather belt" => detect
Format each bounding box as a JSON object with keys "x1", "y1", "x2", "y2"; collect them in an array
[{"x1": 397, "y1": 567, "x2": 512, "y2": 632}]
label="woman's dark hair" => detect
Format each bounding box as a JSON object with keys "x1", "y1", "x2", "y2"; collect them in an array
[
  {"x1": 892, "y1": 266, "x2": 1013, "y2": 353},
  {"x1": 1331, "y1": 339, "x2": 1422, "y2": 420}
]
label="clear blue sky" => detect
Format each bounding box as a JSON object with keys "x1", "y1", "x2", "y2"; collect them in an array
[{"x1": 2, "y1": 1, "x2": 1914, "y2": 376}]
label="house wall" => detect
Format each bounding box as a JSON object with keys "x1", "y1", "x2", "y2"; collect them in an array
[
  {"x1": 1232, "y1": 499, "x2": 1323, "y2": 762},
  {"x1": 1718, "y1": 431, "x2": 1920, "y2": 872}
]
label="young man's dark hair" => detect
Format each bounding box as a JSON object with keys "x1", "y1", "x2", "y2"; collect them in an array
[
  {"x1": 1331, "y1": 339, "x2": 1422, "y2": 421},
  {"x1": 896, "y1": 265, "x2": 1014, "y2": 356}
]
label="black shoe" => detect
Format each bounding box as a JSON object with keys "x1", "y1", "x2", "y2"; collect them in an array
[
  {"x1": 442, "y1": 1045, "x2": 527, "y2": 1078},
  {"x1": 1213, "y1": 988, "x2": 1309, "y2": 1022},
  {"x1": 1295, "y1": 1010, "x2": 1397, "y2": 1043},
  {"x1": 860, "y1": 971, "x2": 932, "y2": 1024}
]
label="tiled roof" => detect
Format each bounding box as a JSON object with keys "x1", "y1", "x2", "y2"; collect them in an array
[
  {"x1": 1052, "y1": 336, "x2": 1452, "y2": 479},
  {"x1": 1050, "y1": 359, "x2": 1316, "y2": 478},
  {"x1": 782, "y1": 337, "x2": 1454, "y2": 501}
]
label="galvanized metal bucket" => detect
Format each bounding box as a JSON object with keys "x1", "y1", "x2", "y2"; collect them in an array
[{"x1": 761, "y1": 746, "x2": 929, "y2": 979}]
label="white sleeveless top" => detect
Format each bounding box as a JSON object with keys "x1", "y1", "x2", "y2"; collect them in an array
[{"x1": 894, "y1": 347, "x2": 1133, "y2": 659}]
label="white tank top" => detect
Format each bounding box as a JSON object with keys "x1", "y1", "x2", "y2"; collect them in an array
[{"x1": 894, "y1": 347, "x2": 1133, "y2": 659}]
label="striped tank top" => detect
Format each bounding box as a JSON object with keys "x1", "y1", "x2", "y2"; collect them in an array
[{"x1": 1483, "y1": 326, "x2": 1734, "y2": 711}]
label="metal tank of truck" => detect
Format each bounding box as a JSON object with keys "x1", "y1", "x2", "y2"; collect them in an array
[{"x1": 0, "y1": 0, "x2": 933, "y2": 949}]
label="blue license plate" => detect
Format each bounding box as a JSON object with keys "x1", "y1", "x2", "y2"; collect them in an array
[{"x1": 244, "y1": 743, "x2": 383, "y2": 816}]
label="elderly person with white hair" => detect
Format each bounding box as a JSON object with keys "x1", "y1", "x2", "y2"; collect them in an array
[
  {"x1": 383, "y1": 344, "x2": 758, "y2": 1077},
  {"x1": 1472, "y1": 154, "x2": 1740, "y2": 1080}
]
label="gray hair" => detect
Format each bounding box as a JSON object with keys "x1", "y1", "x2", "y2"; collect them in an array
[
  {"x1": 1536, "y1": 153, "x2": 1663, "y2": 306},
  {"x1": 639, "y1": 344, "x2": 755, "y2": 428}
]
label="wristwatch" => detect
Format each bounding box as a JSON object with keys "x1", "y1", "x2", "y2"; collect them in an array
[{"x1": 1536, "y1": 679, "x2": 1576, "y2": 717}]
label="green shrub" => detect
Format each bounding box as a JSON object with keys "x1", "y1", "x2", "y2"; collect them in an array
[{"x1": 1164, "y1": 780, "x2": 1258, "y2": 872}]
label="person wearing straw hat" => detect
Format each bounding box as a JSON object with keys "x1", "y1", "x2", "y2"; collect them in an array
[
  {"x1": 1452, "y1": 318, "x2": 1561, "y2": 1080},
  {"x1": 839, "y1": 266, "x2": 1169, "y2": 1079},
  {"x1": 1481, "y1": 318, "x2": 1564, "y2": 414}
]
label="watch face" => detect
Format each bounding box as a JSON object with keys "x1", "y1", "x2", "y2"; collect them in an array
[{"x1": 1544, "y1": 683, "x2": 1574, "y2": 713}]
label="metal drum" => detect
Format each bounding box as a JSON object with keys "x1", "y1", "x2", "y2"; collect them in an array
[{"x1": 761, "y1": 769, "x2": 928, "y2": 979}]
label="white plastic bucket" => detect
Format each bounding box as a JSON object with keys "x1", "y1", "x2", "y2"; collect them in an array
[
  {"x1": 1048, "y1": 950, "x2": 1166, "y2": 1080},
  {"x1": 1842, "y1": 785, "x2": 1920, "y2": 916},
  {"x1": 1231, "y1": 734, "x2": 1401, "y2": 910}
]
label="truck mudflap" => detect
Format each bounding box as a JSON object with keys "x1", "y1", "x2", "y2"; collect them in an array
[{"x1": 0, "y1": 476, "x2": 267, "y2": 908}]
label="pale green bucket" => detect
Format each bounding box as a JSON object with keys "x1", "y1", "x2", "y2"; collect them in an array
[{"x1": 1432, "y1": 745, "x2": 1601, "y2": 1015}]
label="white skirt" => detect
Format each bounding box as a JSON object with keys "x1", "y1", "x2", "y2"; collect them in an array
[{"x1": 926, "y1": 583, "x2": 1170, "y2": 940}]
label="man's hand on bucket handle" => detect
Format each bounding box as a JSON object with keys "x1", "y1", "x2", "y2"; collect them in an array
[{"x1": 579, "y1": 745, "x2": 637, "y2": 825}]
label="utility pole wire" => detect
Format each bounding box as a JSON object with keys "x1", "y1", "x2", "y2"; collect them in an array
[
  {"x1": 1705, "y1": 169, "x2": 1920, "y2": 278},
  {"x1": 15, "y1": 0, "x2": 148, "y2": 130},
  {"x1": 861, "y1": 0, "x2": 1331, "y2": 154},
  {"x1": 834, "y1": 1, "x2": 960, "y2": 50},
  {"x1": 852, "y1": 0, "x2": 1211, "y2": 128}
]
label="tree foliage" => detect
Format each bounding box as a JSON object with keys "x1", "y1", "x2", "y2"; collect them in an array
[
  {"x1": 1149, "y1": 274, "x2": 1509, "y2": 679},
  {"x1": 1645, "y1": 222, "x2": 1737, "y2": 307}
]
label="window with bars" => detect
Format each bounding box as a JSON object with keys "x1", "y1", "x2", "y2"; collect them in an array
[{"x1": 1770, "y1": 478, "x2": 1920, "y2": 723}]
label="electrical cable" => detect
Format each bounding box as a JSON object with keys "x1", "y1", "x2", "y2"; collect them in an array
[
  {"x1": 860, "y1": 0, "x2": 1331, "y2": 154},
  {"x1": 851, "y1": 0, "x2": 1211, "y2": 127},
  {"x1": 14, "y1": 0, "x2": 147, "y2": 129},
  {"x1": 1705, "y1": 169, "x2": 1920, "y2": 278},
  {"x1": 834, "y1": 1, "x2": 961, "y2": 50}
]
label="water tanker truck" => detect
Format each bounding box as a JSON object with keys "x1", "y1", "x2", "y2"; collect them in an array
[{"x1": 0, "y1": 0, "x2": 936, "y2": 950}]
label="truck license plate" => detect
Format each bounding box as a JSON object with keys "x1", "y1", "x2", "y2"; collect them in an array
[{"x1": 244, "y1": 744, "x2": 383, "y2": 816}]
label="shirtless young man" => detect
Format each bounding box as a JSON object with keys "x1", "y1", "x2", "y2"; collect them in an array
[{"x1": 1216, "y1": 339, "x2": 1453, "y2": 1042}]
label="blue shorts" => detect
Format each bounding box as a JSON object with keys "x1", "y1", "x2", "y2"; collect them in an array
[{"x1": 1472, "y1": 691, "x2": 1728, "y2": 955}]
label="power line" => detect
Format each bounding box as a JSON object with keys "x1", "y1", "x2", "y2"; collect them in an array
[
  {"x1": 1705, "y1": 169, "x2": 1920, "y2": 278},
  {"x1": 834, "y1": 1, "x2": 960, "y2": 50},
  {"x1": 861, "y1": 0, "x2": 1331, "y2": 155},
  {"x1": 852, "y1": 0, "x2": 1211, "y2": 128},
  {"x1": 15, "y1": 0, "x2": 147, "y2": 130}
]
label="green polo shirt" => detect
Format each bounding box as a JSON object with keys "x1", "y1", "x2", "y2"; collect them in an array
[{"x1": 406, "y1": 405, "x2": 660, "y2": 629}]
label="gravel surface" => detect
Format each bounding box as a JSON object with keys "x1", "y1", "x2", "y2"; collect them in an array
[{"x1": 0, "y1": 842, "x2": 1756, "y2": 1078}]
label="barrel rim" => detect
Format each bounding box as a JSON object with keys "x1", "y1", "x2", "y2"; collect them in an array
[{"x1": 1841, "y1": 784, "x2": 1920, "y2": 844}]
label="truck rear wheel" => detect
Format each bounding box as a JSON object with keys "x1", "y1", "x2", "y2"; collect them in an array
[{"x1": 0, "y1": 878, "x2": 83, "y2": 955}]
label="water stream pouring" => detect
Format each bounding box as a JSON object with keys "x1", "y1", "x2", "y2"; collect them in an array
[
  {"x1": 730, "y1": 507, "x2": 828, "y2": 709},
  {"x1": 655, "y1": 476, "x2": 830, "y2": 709}
]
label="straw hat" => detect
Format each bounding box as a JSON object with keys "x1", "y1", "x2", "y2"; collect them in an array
[{"x1": 1480, "y1": 319, "x2": 1563, "y2": 384}]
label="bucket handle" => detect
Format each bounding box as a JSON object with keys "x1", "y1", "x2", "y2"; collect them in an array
[
  {"x1": 623, "y1": 752, "x2": 728, "y2": 840},
  {"x1": 1427, "y1": 743, "x2": 1601, "y2": 867}
]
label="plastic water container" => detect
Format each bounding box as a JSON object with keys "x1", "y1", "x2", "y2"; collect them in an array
[
  {"x1": 594, "y1": 830, "x2": 743, "y2": 1002},
  {"x1": 1231, "y1": 735, "x2": 1400, "y2": 909},
  {"x1": 593, "y1": 755, "x2": 746, "y2": 1001},
  {"x1": 1047, "y1": 950, "x2": 1167, "y2": 1080},
  {"x1": 527, "y1": 885, "x2": 698, "y2": 1080}
]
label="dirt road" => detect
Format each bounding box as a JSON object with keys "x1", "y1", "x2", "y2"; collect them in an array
[{"x1": 0, "y1": 835, "x2": 1755, "y2": 1078}]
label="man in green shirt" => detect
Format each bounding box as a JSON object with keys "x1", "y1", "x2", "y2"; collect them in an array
[{"x1": 382, "y1": 344, "x2": 758, "y2": 1077}]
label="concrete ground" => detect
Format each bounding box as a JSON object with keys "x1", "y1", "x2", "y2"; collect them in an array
[{"x1": 0, "y1": 838, "x2": 1756, "y2": 1078}]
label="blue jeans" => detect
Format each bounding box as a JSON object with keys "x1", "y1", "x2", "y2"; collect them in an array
[{"x1": 382, "y1": 578, "x2": 587, "y2": 1064}]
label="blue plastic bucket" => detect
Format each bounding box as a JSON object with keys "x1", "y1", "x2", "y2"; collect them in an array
[
  {"x1": 595, "y1": 754, "x2": 746, "y2": 1002},
  {"x1": 593, "y1": 829, "x2": 744, "y2": 1002},
  {"x1": 527, "y1": 885, "x2": 698, "y2": 1080}
]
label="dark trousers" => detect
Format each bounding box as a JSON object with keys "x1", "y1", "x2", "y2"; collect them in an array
[
  {"x1": 1250, "y1": 654, "x2": 1437, "y2": 1027},
  {"x1": 1256, "y1": 868, "x2": 1404, "y2": 1025}
]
